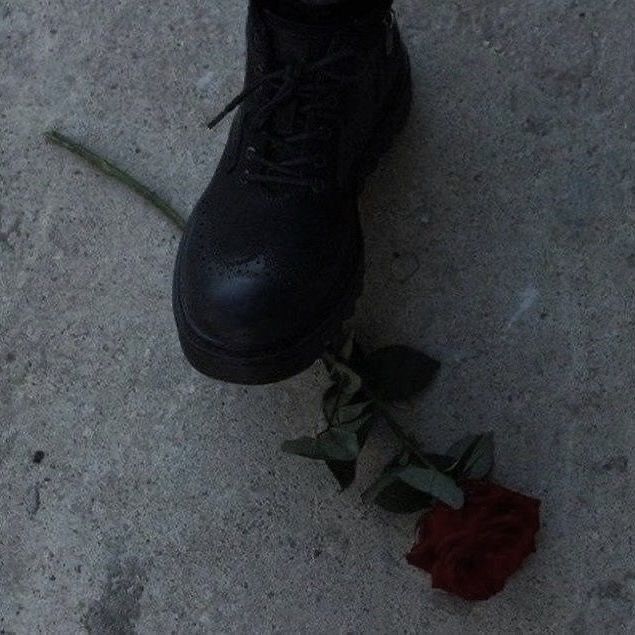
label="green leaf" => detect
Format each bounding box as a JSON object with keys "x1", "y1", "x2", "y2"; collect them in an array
[
  {"x1": 375, "y1": 483, "x2": 434, "y2": 514},
  {"x1": 447, "y1": 433, "x2": 495, "y2": 479},
  {"x1": 362, "y1": 469, "x2": 403, "y2": 505},
  {"x1": 326, "y1": 460, "x2": 356, "y2": 490},
  {"x1": 282, "y1": 436, "x2": 329, "y2": 460},
  {"x1": 283, "y1": 416, "x2": 373, "y2": 490},
  {"x1": 360, "y1": 345, "x2": 440, "y2": 402},
  {"x1": 422, "y1": 453, "x2": 455, "y2": 472},
  {"x1": 335, "y1": 401, "x2": 372, "y2": 425},
  {"x1": 398, "y1": 466, "x2": 464, "y2": 509},
  {"x1": 323, "y1": 387, "x2": 372, "y2": 429},
  {"x1": 326, "y1": 428, "x2": 360, "y2": 458},
  {"x1": 327, "y1": 412, "x2": 375, "y2": 490},
  {"x1": 318, "y1": 383, "x2": 375, "y2": 491},
  {"x1": 331, "y1": 361, "x2": 363, "y2": 398},
  {"x1": 363, "y1": 465, "x2": 464, "y2": 510},
  {"x1": 322, "y1": 384, "x2": 343, "y2": 425},
  {"x1": 370, "y1": 476, "x2": 434, "y2": 514},
  {"x1": 336, "y1": 413, "x2": 373, "y2": 435},
  {"x1": 282, "y1": 428, "x2": 360, "y2": 463}
]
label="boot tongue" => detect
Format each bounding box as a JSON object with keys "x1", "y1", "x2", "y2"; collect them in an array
[
  {"x1": 262, "y1": 9, "x2": 336, "y2": 66},
  {"x1": 260, "y1": 9, "x2": 338, "y2": 141}
]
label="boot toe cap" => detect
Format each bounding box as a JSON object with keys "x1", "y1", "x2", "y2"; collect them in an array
[
  {"x1": 176, "y1": 247, "x2": 356, "y2": 354},
  {"x1": 174, "y1": 189, "x2": 361, "y2": 357}
]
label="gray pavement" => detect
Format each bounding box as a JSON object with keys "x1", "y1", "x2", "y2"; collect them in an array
[{"x1": 1, "y1": 0, "x2": 634, "y2": 632}]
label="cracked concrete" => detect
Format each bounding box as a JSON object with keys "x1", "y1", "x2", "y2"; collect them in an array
[{"x1": 1, "y1": 0, "x2": 634, "y2": 632}]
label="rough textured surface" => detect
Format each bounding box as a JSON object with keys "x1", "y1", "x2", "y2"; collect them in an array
[{"x1": 1, "y1": 0, "x2": 634, "y2": 632}]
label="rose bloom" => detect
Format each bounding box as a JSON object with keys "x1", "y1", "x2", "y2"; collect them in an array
[{"x1": 407, "y1": 480, "x2": 540, "y2": 601}]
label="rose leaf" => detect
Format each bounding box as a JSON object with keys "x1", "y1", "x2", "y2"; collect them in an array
[
  {"x1": 330, "y1": 361, "x2": 363, "y2": 398},
  {"x1": 325, "y1": 460, "x2": 357, "y2": 490},
  {"x1": 369, "y1": 477, "x2": 434, "y2": 514},
  {"x1": 447, "y1": 433, "x2": 495, "y2": 479},
  {"x1": 282, "y1": 428, "x2": 360, "y2": 463},
  {"x1": 363, "y1": 464, "x2": 464, "y2": 511},
  {"x1": 326, "y1": 411, "x2": 375, "y2": 490},
  {"x1": 360, "y1": 345, "x2": 440, "y2": 402},
  {"x1": 397, "y1": 466, "x2": 465, "y2": 509}
]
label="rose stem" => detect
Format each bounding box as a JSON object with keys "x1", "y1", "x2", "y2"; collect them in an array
[
  {"x1": 322, "y1": 353, "x2": 433, "y2": 468},
  {"x1": 370, "y1": 398, "x2": 433, "y2": 467},
  {"x1": 44, "y1": 130, "x2": 187, "y2": 232}
]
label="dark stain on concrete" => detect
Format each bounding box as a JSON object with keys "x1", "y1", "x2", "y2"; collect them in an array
[
  {"x1": 25, "y1": 483, "x2": 40, "y2": 517},
  {"x1": 571, "y1": 574, "x2": 635, "y2": 632},
  {"x1": 601, "y1": 455, "x2": 628, "y2": 474},
  {"x1": 32, "y1": 450, "x2": 45, "y2": 464},
  {"x1": 82, "y1": 557, "x2": 148, "y2": 634}
]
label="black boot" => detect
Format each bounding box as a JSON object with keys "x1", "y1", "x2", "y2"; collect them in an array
[{"x1": 173, "y1": 0, "x2": 411, "y2": 384}]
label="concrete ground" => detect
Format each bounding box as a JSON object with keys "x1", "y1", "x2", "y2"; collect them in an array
[{"x1": 1, "y1": 0, "x2": 634, "y2": 632}]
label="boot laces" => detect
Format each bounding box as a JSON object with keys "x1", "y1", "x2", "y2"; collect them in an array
[{"x1": 207, "y1": 50, "x2": 358, "y2": 192}]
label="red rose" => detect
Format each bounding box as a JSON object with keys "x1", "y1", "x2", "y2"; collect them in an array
[{"x1": 406, "y1": 480, "x2": 540, "y2": 601}]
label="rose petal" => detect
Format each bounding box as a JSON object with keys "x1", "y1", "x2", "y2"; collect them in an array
[{"x1": 407, "y1": 480, "x2": 541, "y2": 601}]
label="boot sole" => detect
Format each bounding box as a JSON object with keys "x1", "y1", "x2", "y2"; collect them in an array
[{"x1": 174, "y1": 55, "x2": 413, "y2": 384}]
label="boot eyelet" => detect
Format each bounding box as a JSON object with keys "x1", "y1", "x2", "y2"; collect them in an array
[
  {"x1": 241, "y1": 168, "x2": 251, "y2": 184},
  {"x1": 245, "y1": 146, "x2": 257, "y2": 161}
]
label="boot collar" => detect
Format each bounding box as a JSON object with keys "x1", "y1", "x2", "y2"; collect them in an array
[{"x1": 253, "y1": 0, "x2": 392, "y2": 28}]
